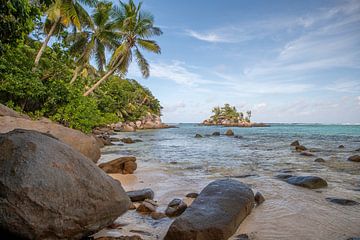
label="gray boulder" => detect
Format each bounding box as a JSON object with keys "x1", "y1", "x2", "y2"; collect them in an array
[
  {"x1": 165, "y1": 199, "x2": 187, "y2": 217},
  {"x1": 0, "y1": 129, "x2": 130, "y2": 240},
  {"x1": 164, "y1": 179, "x2": 254, "y2": 240},
  {"x1": 286, "y1": 176, "x2": 328, "y2": 189},
  {"x1": 348, "y1": 155, "x2": 360, "y2": 162},
  {"x1": 126, "y1": 188, "x2": 154, "y2": 202},
  {"x1": 225, "y1": 129, "x2": 234, "y2": 136}
]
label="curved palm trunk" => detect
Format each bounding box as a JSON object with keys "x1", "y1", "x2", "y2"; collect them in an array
[
  {"x1": 83, "y1": 67, "x2": 116, "y2": 96},
  {"x1": 70, "y1": 66, "x2": 81, "y2": 84},
  {"x1": 34, "y1": 18, "x2": 60, "y2": 67}
]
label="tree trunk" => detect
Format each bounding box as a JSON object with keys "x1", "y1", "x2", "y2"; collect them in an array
[
  {"x1": 34, "y1": 18, "x2": 60, "y2": 67},
  {"x1": 83, "y1": 68, "x2": 116, "y2": 96},
  {"x1": 70, "y1": 66, "x2": 81, "y2": 84}
]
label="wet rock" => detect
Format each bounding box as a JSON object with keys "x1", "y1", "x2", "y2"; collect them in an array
[
  {"x1": 300, "y1": 151, "x2": 315, "y2": 157},
  {"x1": 212, "y1": 131, "x2": 220, "y2": 136},
  {"x1": 165, "y1": 199, "x2": 188, "y2": 217},
  {"x1": 286, "y1": 176, "x2": 328, "y2": 189},
  {"x1": 234, "y1": 234, "x2": 250, "y2": 240},
  {"x1": 195, "y1": 134, "x2": 203, "y2": 138},
  {"x1": 290, "y1": 140, "x2": 300, "y2": 146},
  {"x1": 232, "y1": 174, "x2": 259, "y2": 178},
  {"x1": 0, "y1": 129, "x2": 130, "y2": 239},
  {"x1": 129, "y1": 202, "x2": 136, "y2": 210},
  {"x1": 338, "y1": 145, "x2": 345, "y2": 148},
  {"x1": 347, "y1": 238, "x2": 360, "y2": 240},
  {"x1": 134, "y1": 139, "x2": 143, "y2": 142},
  {"x1": 275, "y1": 173, "x2": 293, "y2": 180},
  {"x1": 0, "y1": 116, "x2": 101, "y2": 162},
  {"x1": 348, "y1": 155, "x2": 360, "y2": 162},
  {"x1": 122, "y1": 124, "x2": 136, "y2": 132},
  {"x1": 186, "y1": 192, "x2": 199, "y2": 198},
  {"x1": 164, "y1": 179, "x2": 254, "y2": 240},
  {"x1": 151, "y1": 212, "x2": 167, "y2": 220},
  {"x1": 254, "y1": 192, "x2": 265, "y2": 206},
  {"x1": 121, "y1": 137, "x2": 135, "y2": 144},
  {"x1": 356, "y1": 148, "x2": 360, "y2": 152},
  {"x1": 225, "y1": 129, "x2": 234, "y2": 136},
  {"x1": 95, "y1": 135, "x2": 113, "y2": 147},
  {"x1": 314, "y1": 158, "x2": 325, "y2": 163},
  {"x1": 98, "y1": 156, "x2": 137, "y2": 174},
  {"x1": 326, "y1": 198, "x2": 359, "y2": 206},
  {"x1": 295, "y1": 145, "x2": 307, "y2": 152},
  {"x1": 234, "y1": 135, "x2": 243, "y2": 139},
  {"x1": 136, "y1": 201, "x2": 157, "y2": 213},
  {"x1": 127, "y1": 188, "x2": 154, "y2": 202},
  {"x1": 96, "y1": 235, "x2": 143, "y2": 240}
]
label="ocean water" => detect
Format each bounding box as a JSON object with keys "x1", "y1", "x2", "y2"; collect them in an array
[{"x1": 98, "y1": 124, "x2": 360, "y2": 240}]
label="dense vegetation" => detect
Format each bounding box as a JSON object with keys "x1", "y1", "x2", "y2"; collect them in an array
[
  {"x1": 210, "y1": 104, "x2": 251, "y2": 123},
  {"x1": 0, "y1": 0, "x2": 162, "y2": 133}
]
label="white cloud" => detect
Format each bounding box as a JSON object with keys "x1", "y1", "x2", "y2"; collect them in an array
[
  {"x1": 185, "y1": 30, "x2": 234, "y2": 43},
  {"x1": 325, "y1": 80, "x2": 360, "y2": 93},
  {"x1": 163, "y1": 101, "x2": 186, "y2": 113}
]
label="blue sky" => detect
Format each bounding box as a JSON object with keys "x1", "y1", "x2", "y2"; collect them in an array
[{"x1": 122, "y1": 0, "x2": 360, "y2": 123}]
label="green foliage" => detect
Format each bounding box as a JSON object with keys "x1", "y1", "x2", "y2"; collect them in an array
[
  {"x1": 210, "y1": 104, "x2": 250, "y2": 123},
  {"x1": 0, "y1": 0, "x2": 40, "y2": 50},
  {"x1": 0, "y1": 40, "x2": 161, "y2": 133}
]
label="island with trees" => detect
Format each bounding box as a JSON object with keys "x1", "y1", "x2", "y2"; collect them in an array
[{"x1": 202, "y1": 104, "x2": 269, "y2": 127}]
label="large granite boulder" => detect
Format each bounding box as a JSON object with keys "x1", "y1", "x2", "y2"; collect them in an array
[
  {"x1": 0, "y1": 129, "x2": 130, "y2": 239},
  {"x1": 0, "y1": 103, "x2": 30, "y2": 119},
  {"x1": 164, "y1": 179, "x2": 254, "y2": 240},
  {"x1": 0, "y1": 116, "x2": 100, "y2": 162},
  {"x1": 98, "y1": 156, "x2": 137, "y2": 174}
]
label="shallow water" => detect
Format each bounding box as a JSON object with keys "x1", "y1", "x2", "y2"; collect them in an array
[{"x1": 95, "y1": 124, "x2": 360, "y2": 240}]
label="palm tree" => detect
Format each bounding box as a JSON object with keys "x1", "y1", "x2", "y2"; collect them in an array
[
  {"x1": 83, "y1": 0, "x2": 162, "y2": 96},
  {"x1": 67, "y1": 1, "x2": 120, "y2": 83},
  {"x1": 34, "y1": 0, "x2": 96, "y2": 67}
]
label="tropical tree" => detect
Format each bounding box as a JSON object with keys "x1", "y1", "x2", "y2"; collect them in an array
[
  {"x1": 34, "y1": 0, "x2": 96, "y2": 67},
  {"x1": 67, "y1": 1, "x2": 120, "y2": 83},
  {"x1": 83, "y1": 0, "x2": 162, "y2": 96}
]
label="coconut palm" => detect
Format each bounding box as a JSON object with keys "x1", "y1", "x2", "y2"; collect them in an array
[
  {"x1": 67, "y1": 1, "x2": 120, "y2": 83},
  {"x1": 34, "y1": 0, "x2": 96, "y2": 67},
  {"x1": 83, "y1": 0, "x2": 162, "y2": 96}
]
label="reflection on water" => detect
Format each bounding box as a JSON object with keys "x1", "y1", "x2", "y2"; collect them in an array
[{"x1": 97, "y1": 124, "x2": 360, "y2": 240}]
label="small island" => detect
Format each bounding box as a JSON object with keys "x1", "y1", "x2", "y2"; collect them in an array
[{"x1": 202, "y1": 104, "x2": 269, "y2": 127}]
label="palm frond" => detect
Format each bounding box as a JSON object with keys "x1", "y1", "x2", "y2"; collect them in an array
[
  {"x1": 136, "y1": 39, "x2": 161, "y2": 54},
  {"x1": 134, "y1": 48, "x2": 149, "y2": 78}
]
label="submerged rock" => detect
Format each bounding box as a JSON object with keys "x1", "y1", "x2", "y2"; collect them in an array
[
  {"x1": 195, "y1": 134, "x2": 203, "y2": 138},
  {"x1": 212, "y1": 131, "x2": 220, "y2": 136},
  {"x1": 348, "y1": 155, "x2": 360, "y2": 162},
  {"x1": 286, "y1": 176, "x2": 328, "y2": 189},
  {"x1": 127, "y1": 188, "x2": 154, "y2": 202},
  {"x1": 225, "y1": 129, "x2": 234, "y2": 136},
  {"x1": 314, "y1": 158, "x2": 325, "y2": 163},
  {"x1": 326, "y1": 198, "x2": 359, "y2": 206},
  {"x1": 295, "y1": 145, "x2": 307, "y2": 152},
  {"x1": 164, "y1": 179, "x2": 254, "y2": 240},
  {"x1": 98, "y1": 156, "x2": 137, "y2": 174},
  {"x1": 121, "y1": 137, "x2": 135, "y2": 144},
  {"x1": 300, "y1": 151, "x2": 315, "y2": 157},
  {"x1": 254, "y1": 192, "x2": 265, "y2": 206},
  {"x1": 186, "y1": 192, "x2": 199, "y2": 198},
  {"x1": 275, "y1": 173, "x2": 293, "y2": 180},
  {"x1": 0, "y1": 129, "x2": 130, "y2": 240},
  {"x1": 234, "y1": 234, "x2": 250, "y2": 240},
  {"x1": 290, "y1": 140, "x2": 300, "y2": 146},
  {"x1": 338, "y1": 145, "x2": 345, "y2": 148},
  {"x1": 165, "y1": 199, "x2": 188, "y2": 217}
]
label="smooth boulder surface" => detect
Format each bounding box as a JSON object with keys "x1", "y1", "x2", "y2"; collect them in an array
[
  {"x1": 290, "y1": 140, "x2": 300, "y2": 146},
  {"x1": 325, "y1": 198, "x2": 359, "y2": 206},
  {"x1": 98, "y1": 156, "x2": 137, "y2": 174},
  {"x1": 0, "y1": 116, "x2": 100, "y2": 162},
  {"x1": 348, "y1": 155, "x2": 360, "y2": 162},
  {"x1": 127, "y1": 188, "x2": 154, "y2": 202},
  {"x1": 165, "y1": 199, "x2": 187, "y2": 217},
  {"x1": 0, "y1": 129, "x2": 130, "y2": 240},
  {"x1": 164, "y1": 179, "x2": 254, "y2": 240},
  {"x1": 0, "y1": 103, "x2": 30, "y2": 119},
  {"x1": 286, "y1": 176, "x2": 328, "y2": 189},
  {"x1": 225, "y1": 129, "x2": 234, "y2": 136}
]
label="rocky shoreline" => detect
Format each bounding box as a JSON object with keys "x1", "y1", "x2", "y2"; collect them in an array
[{"x1": 201, "y1": 121, "x2": 269, "y2": 127}]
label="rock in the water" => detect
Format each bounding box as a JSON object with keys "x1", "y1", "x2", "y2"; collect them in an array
[
  {"x1": 290, "y1": 140, "x2": 300, "y2": 146},
  {"x1": 314, "y1": 158, "x2": 325, "y2": 163},
  {"x1": 0, "y1": 116, "x2": 100, "y2": 162},
  {"x1": 295, "y1": 145, "x2": 307, "y2": 152},
  {"x1": 348, "y1": 155, "x2": 360, "y2": 162},
  {"x1": 225, "y1": 129, "x2": 234, "y2": 136},
  {"x1": 347, "y1": 238, "x2": 360, "y2": 240},
  {"x1": 234, "y1": 234, "x2": 250, "y2": 240},
  {"x1": 195, "y1": 134, "x2": 203, "y2": 138},
  {"x1": 338, "y1": 145, "x2": 345, "y2": 148},
  {"x1": 326, "y1": 198, "x2": 359, "y2": 206},
  {"x1": 275, "y1": 173, "x2": 293, "y2": 180},
  {"x1": 356, "y1": 148, "x2": 360, "y2": 152},
  {"x1": 98, "y1": 156, "x2": 137, "y2": 174},
  {"x1": 212, "y1": 131, "x2": 220, "y2": 136},
  {"x1": 300, "y1": 151, "x2": 315, "y2": 157},
  {"x1": 0, "y1": 129, "x2": 130, "y2": 240},
  {"x1": 165, "y1": 199, "x2": 187, "y2": 217},
  {"x1": 286, "y1": 176, "x2": 328, "y2": 189},
  {"x1": 121, "y1": 137, "x2": 135, "y2": 144},
  {"x1": 164, "y1": 179, "x2": 254, "y2": 240},
  {"x1": 186, "y1": 192, "x2": 199, "y2": 198},
  {"x1": 151, "y1": 212, "x2": 167, "y2": 220},
  {"x1": 96, "y1": 235, "x2": 143, "y2": 240},
  {"x1": 234, "y1": 135, "x2": 243, "y2": 139},
  {"x1": 254, "y1": 192, "x2": 265, "y2": 206},
  {"x1": 127, "y1": 188, "x2": 154, "y2": 202},
  {"x1": 136, "y1": 201, "x2": 157, "y2": 213}
]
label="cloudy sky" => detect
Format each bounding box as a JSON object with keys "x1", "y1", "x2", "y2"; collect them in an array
[{"x1": 125, "y1": 0, "x2": 360, "y2": 124}]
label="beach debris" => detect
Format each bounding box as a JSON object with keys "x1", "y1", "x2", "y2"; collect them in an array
[
  {"x1": 186, "y1": 192, "x2": 199, "y2": 198},
  {"x1": 225, "y1": 129, "x2": 234, "y2": 136},
  {"x1": 290, "y1": 140, "x2": 300, "y2": 146},
  {"x1": 164, "y1": 179, "x2": 254, "y2": 240},
  {"x1": 254, "y1": 192, "x2": 265, "y2": 206},
  {"x1": 348, "y1": 155, "x2": 360, "y2": 162},
  {"x1": 325, "y1": 197, "x2": 359, "y2": 206},
  {"x1": 127, "y1": 188, "x2": 154, "y2": 202},
  {"x1": 98, "y1": 156, "x2": 137, "y2": 174},
  {"x1": 165, "y1": 198, "x2": 188, "y2": 217}
]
